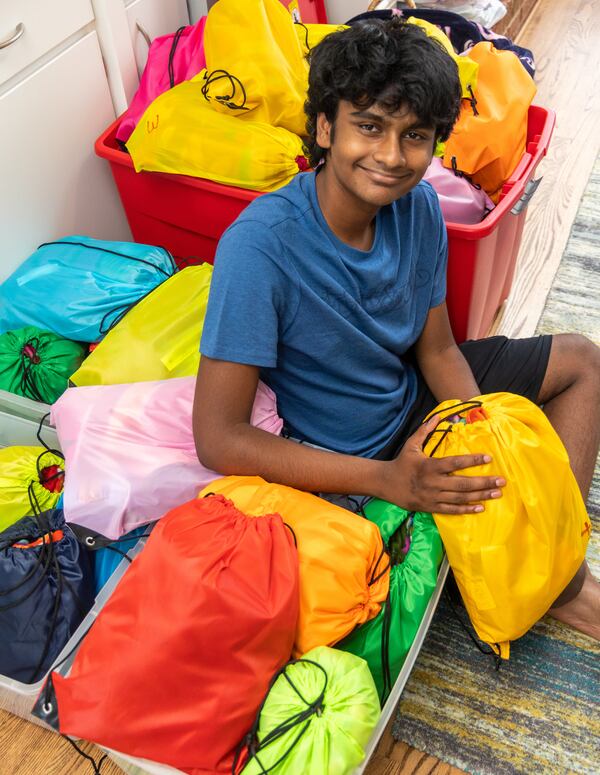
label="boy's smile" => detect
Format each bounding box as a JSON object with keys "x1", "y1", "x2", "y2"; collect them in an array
[{"x1": 315, "y1": 100, "x2": 436, "y2": 245}]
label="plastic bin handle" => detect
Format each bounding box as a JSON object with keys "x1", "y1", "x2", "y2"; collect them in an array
[{"x1": 510, "y1": 176, "x2": 542, "y2": 215}]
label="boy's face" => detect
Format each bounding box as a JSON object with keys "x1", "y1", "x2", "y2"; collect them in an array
[{"x1": 316, "y1": 100, "x2": 436, "y2": 210}]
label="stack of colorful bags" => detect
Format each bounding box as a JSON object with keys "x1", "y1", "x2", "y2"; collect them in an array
[{"x1": 117, "y1": 0, "x2": 536, "y2": 224}]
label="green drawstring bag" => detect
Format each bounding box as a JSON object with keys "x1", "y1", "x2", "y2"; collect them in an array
[
  {"x1": 238, "y1": 646, "x2": 381, "y2": 775},
  {"x1": 338, "y1": 501, "x2": 444, "y2": 703},
  {"x1": 0, "y1": 326, "x2": 86, "y2": 404}
]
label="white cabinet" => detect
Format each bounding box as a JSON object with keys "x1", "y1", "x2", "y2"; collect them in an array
[
  {"x1": 125, "y1": 0, "x2": 191, "y2": 77},
  {"x1": 0, "y1": 21, "x2": 131, "y2": 282},
  {"x1": 0, "y1": 0, "x2": 203, "y2": 283}
]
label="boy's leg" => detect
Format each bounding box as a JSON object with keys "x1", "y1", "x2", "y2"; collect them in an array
[{"x1": 535, "y1": 334, "x2": 600, "y2": 638}]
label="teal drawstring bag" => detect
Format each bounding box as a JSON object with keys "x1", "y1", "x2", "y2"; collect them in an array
[
  {"x1": 238, "y1": 646, "x2": 381, "y2": 775},
  {"x1": 0, "y1": 236, "x2": 176, "y2": 342},
  {"x1": 338, "y1": 500, "x2": 443, "y2": 703}
]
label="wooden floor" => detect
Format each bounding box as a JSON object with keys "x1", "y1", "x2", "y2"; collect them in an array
[{"x1": 2, "y1": 0, "x2": 600, "y2": 772}]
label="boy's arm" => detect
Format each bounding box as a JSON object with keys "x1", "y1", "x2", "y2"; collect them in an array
[
  {"x1": 193, "y1": 355, "x2": 504, "y2": 514},
  {"x1": 414, "y1": 301, "x2": 480, "y2": 402}
]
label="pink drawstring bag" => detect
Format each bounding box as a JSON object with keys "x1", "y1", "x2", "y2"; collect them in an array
[
  {"x1": 423, "y1": 157, "x2": 494, "y2": 224},
  {"x1": 116, "y1": 17, "x2": 207, "y2": 145},
  {"x1": 51, "y1": 377, "x2": 282, "y2": 539}
]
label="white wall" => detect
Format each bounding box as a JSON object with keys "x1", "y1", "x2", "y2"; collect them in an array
[{"x1": 324, "y1": 0, "x2": 370, "y2": 24}]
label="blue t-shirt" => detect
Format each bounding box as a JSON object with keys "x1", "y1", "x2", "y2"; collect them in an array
[{"x1": 201, "y1": 171, "x2": 447, "y2": 457}]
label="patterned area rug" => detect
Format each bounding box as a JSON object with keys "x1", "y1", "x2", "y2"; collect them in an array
[{"x1": 392, "y1": 153, "x2": 600, "y2": 775}]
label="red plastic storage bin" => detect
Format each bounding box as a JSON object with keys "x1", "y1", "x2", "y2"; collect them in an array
[
  {"x1": 280, "y1": 0, "x2": 327, "y2": 23},
  {"x1": 95, "y1": 105, "x2": 554, "y2": 343}
]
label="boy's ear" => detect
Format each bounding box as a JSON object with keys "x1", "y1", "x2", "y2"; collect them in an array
[{"x1": 316, "y1": 113, "x2": 333, "y2": 150}]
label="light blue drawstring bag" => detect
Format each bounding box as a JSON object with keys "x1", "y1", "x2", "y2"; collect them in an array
[
  {"x1": 0, "y1": 237, "x2": 176, "y2": 343},
  {"x1": 92, "y1": 524, "x2": 152, "y2": 595}
]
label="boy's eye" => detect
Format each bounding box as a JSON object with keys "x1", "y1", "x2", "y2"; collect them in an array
[
  {"x1": 359, "y1": 123, "x2": 380, "y2": 133},
  {"x1": 405, "y1": 131, "x2": 430, "y2": 141}
]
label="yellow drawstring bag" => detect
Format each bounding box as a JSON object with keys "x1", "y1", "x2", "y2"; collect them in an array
[
  {"x1": 294, "y1": 22, "x2": 348, "y2": 55},
  {"x1": 423, "y1": 393, "x2": 590, "y2": 659},
  {"x1": 406, "y1": 17, "x2": 479, "y2": 103},
  {"x1": 203, "y1": 0, "x2": 309, "y2": 136},
  {"x1": 70, "y1": 265, "x2": 212, "y2": 386},
  {"x1": 442, "y1": 42, "x2": 536, "y2": 202},
  {"x1": 199, "y1": 476, "x2": 390, "y2": 657},
  {"x1": 0, "y1": 447, "x2": 64, "y2": 532},
  {"x1": 126, "y1": 76, "x2": 308, "y2": 192}
]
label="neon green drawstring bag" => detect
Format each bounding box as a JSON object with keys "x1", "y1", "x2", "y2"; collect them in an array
[
  {"x1": 338, "y1": 501, "x2": 443, "y2": 703},
  {"x1": 0, "y1": 326, "x2": 85, "y2": 404},
  {"x1": 0, "y1": 447, "x2": 65, "y2": 532},
  {"x1": 238, "y1": 646, "x2": 380, "y2": 775}
]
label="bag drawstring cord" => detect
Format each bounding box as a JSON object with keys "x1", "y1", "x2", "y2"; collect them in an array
[
  {"x1": 201, "y1": 69, "x2": 250, "y2": 111},
  {"x1": 232, "y1": 659, "x2": 328, "y2": 775},
  {"x1": 168, "y1": 26, "x2": 186, "y2": 89}
]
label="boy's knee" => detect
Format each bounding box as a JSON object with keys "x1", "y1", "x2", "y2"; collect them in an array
[
  {"x1": 539, "y1": 333, "x2": 600, "y2": 402},
  {"x1": 567, "y1": 334, "x2": 600, "y2": 380}
]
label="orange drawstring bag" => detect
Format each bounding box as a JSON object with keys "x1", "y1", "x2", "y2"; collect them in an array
[
  {"x1": 443, "y1": 42, "x2": 536, "y2": 202},
  {"x1": 200, "y1": 476, "x2": 390, "y2": 656}
]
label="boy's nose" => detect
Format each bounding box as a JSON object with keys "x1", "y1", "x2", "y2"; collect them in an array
[{"x1": 373, "y1": 137, "x2": 406, "y2": 170}]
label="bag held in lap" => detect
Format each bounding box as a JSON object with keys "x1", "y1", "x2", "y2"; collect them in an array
[{"x1": 422, "y1": 392, "x2": 591, "y2": 659}]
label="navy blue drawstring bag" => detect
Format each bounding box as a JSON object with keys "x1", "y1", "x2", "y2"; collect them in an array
[
  {"x1": 0, "y1": 236, "x2": 176, "y2": 343},
  {"x1": 347, "y1": 8, "x2": 535, "y2": 77},
  {"x1": 0, "y1": 508, "x2": 94, "y2": 684}
]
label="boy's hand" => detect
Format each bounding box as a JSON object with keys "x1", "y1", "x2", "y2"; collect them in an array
[{"x1": 376, "y1": 415, "x2": 506, "y2": 514}]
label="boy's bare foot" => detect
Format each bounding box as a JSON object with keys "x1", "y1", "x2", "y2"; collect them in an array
[{"x1": 549, "y1": 562, "x2": 600, "y2": 640}]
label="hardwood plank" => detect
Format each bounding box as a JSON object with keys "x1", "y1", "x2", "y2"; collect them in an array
[
  {"x1": 494, "y1": 0, "x2": 600, "y2": 337},
  {"x1": 0, "y1": 708, "x2": 124, "y2": 774}
]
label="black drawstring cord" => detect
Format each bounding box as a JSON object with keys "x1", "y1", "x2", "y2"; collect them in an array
[
  {"x1": 467, "y1": 85, "x2": 479, "y2": 116},
  {"x1": 347, "y1": 495, "x2": 373, "y2": 517},
  {"x1": 232, "y1": 659, "x2": 328, "y2": 775},
  {"x1": 368, "y1": 544, "x2": 390, "y2": 587},
  {"x1": 36, "y1": 413, "x2": 65, "y2": 461},
  {"x1": 201, "y1": 69, "x2": 250, "y2": 111},
  {"x1": 421, "y1": 399, "x2": 484, "y2": 456},
  {"x1": 168, "y1": 26, "x2": 186, "y2": 89},
  {"x1": 62, "y1": 735, "x2": 107, "y2": 775},
  {"x1": 294, "y1": 21, "x2": 310, "y2": 52},
  {"x1": 37, "y1": 241, "x2": 175, "y2": 277},
  {"x1": 283, "y1": 522, "x2": 298, "y2": 547},
  {"x1": 379, "y1": 588, "x2": 393, "y2": 704},
  {"x1": 444, "y1": 586, "x2": 502, "y2": 671}
]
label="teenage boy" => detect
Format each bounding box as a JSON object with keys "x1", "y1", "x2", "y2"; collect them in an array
[{"x1": 193, "y1": 20, "x2": 600, "y2": 638}]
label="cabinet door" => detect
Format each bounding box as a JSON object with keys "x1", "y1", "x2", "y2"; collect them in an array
[
  {"x1": 0, "y1": 31, "x2": 131, "y2": 282},
  {"x1": 125, "y1": 0, "x2": 190, "y2": 76}
]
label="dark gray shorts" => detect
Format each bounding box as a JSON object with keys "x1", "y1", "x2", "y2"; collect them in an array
[{"x1": 376, "y1": 334, "x2": 553, "y2": 460}]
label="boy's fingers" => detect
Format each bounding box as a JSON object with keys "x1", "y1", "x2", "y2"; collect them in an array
[
  {"x1": 438, "y1": 488, "x2": 502, "y2": 504},
  {"x1": 436, "y1": 503, "x2": 485, "y2": 515},
  {"x1": 410, "y1": 413, "x2": 441, "y2": 446},
  {"x1": 435, "y1": 453, "x2": 493, "y2": 473},
  {"x1": 439, "y1": 474, "x2": 505, "y2": 492}
]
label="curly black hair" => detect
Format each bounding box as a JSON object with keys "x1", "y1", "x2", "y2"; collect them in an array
[{"x1": 304, "y1": 18, "x2": 461, "y2": 167}]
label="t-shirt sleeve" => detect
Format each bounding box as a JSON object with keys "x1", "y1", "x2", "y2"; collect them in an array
[
  {"x1": 429, "y1": 190, "x2": 448, "y2": 308},
  {"x1": 200, "y1": 219, "x2": 298, "y2": 368}
]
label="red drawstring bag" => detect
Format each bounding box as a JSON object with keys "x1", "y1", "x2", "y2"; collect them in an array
[{"x1": 34, "y1": 494, "x2": 299, "y2": 774}]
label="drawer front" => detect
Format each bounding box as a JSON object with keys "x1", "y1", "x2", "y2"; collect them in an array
[{"x1": 0, "y1": 0, "x2": 94, "y2": 85}]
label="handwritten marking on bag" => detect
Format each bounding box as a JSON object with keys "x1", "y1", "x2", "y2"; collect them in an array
[{"x1": 146, "y1": 114, "x2": 159, "y2": 133}]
